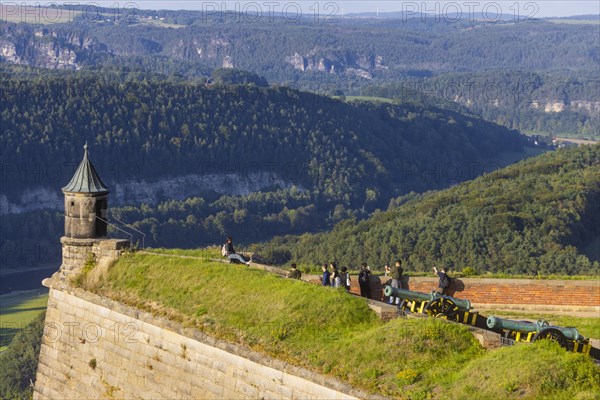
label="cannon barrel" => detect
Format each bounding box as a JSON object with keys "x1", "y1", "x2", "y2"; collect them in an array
[
  {"x1": 431, "y1": 292, "x2": 472, "y2": 311},
  {"x1": 487, "y1": 316, "x2": 549, "y2": 332},
  {"x1": 384, "y1": 286, "x2": 433, "y2": 302},
  {"x1": 484, "y1": 317, "x2": 586, "y2": 343},
  {"x1": 554, "y1": 327, "x2": 584, "y2": 342},
  {"x1": 384, "y1": 286, "x2": 471, "y2": 311}
]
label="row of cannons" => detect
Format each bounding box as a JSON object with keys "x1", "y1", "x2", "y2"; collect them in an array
[{"x1": 384, "y1": 286, "x2": 600, "y2": 360}]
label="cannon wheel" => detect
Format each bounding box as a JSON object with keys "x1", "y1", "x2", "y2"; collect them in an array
[
  {"x1": 532, "y1": 328, "x2": 571, "y2": 350},
  {"x1": 396, "y1": 299, "x2": 412, "y2": 316},
  {"x1": 425, "y1": 298, "x2": 458, "y2": 319},
  {"x1": 398, "y1": 299, "x2": 410, "y2": 313}
]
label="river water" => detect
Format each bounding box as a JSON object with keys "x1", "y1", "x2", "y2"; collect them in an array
[{"x1": 0, "y1": 265, "x2": 59, "y2": 295}]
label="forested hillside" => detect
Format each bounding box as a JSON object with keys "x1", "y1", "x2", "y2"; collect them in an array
[
  {"x1": 363, "y1": 72, "x2": 600, "y2": 139},
  {"x1": 254, "y1": 145, "x2": 600, "y2": 275},
  {"x1": 0, "y1": 69, "x2": 528, "y2": 266},
  {"x1": 1, "y1": 69, "x2": 525, "y2": 199}
]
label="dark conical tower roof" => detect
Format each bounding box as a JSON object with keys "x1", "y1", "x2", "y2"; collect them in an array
[{"x1": 62, "y1": 143, "x2": 109, "y2": 194}]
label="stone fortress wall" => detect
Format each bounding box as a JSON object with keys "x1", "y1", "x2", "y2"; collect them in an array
[
  {"x1": 33, "y1": 243, "x2": 376, "y2": 399},
  {"x1": 33, "y1": 277, "x2": 373, "y2": 399}
]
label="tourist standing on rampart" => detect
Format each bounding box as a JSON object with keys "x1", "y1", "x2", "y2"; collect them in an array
[
  {"x1": 384, "y1": 264, "x2": 391, "y2": 277},
  {"x1": 331, "y1": 263, "x2": 341, "y2": 287},
  {"x1": 358, "y1": 263, "x2": 371, "y2": 298},
  {"x1": 322, "y1": 264, "x2": 331, "y2": 286},
  {"x1": 433, "y1": 266, "x2": 450, "y2": 295},
  {"x1": 340, "y1": 267, "x2": 350, "y2": 292},
  {"x1": 388, "y1": 260, "x2": 404, "y2": 304}
]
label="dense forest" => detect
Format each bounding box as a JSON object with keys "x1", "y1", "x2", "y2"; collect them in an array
[
  {"x1": 0, "y1": 313, "x2": 44, "y2": 399},
  {"x1": 2, "y1": 9, "x2": 597, "y2": 271},
  {"x1": 0, "y1": 69, "x2": 528, "y2": 267},
  {"x1": 253, "y1": 145, "x2": 600, "y2": 275},
  {"x1": 0, "y1": 69, "x2": 525, "y2": 199}
]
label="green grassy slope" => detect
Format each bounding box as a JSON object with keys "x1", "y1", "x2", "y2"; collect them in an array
[
  {"x1": 86, "y1": 252, "x2": 600, "y2": 399},
  {"x1": 255, "y1": 145, "x2": 600, "y2": 275}
]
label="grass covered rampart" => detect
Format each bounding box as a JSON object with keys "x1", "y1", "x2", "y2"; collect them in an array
[{"x1": 86, "y1": 250, "x2": 600, "y2": 399}]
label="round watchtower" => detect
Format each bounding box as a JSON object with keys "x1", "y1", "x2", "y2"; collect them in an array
[{"x1": 62, "y1": 143, "x2": 109, "y2": 239}]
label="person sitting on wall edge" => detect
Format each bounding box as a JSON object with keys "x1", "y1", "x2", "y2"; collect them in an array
[{"x1": 222, "y1": 236, "x2": 251, "y2": 265}]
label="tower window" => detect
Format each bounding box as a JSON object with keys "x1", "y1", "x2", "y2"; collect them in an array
[{"x1": 71, "y1": 201, "x2": 75, "y2": 207}]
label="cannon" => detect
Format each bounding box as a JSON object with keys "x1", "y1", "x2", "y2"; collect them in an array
[
  {"x1": 381, "y1": 287, "x2": 600, "y2": 359},
  {"x1": 381, "y1": 286, "x2": 600, "y2": 359},
  {"x1": 384, "y1": 286, "x2": 471, "y2": 318},
  {"x1": 384, "y1": 287, "x2": 433, "y2": 306},
  {"x1": 486, "y1": 316, "x2": 589, "y2": 352},
  {"x1": 486, "y1": 316, "x2": 549, "y2": 333}
]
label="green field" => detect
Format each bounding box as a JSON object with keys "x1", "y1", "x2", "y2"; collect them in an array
[
  {"x1": 137, "y1": 18, "x2": 186, "y2": 29},
  {"x1": 0, "y1": 290, "x2": 48, "y2": 352},
  {"x1": 546, "y1": 19, "x2": 600, "y2": 25},
  {"x1": 0, "y1": 5, "x2": 79, "y2": 24},
  {"x1": 522, "y1": 129, "x2": 600, "y2": 142},
  {"x1": 80, "y1": 251, "x2": 600, "y2": 399},
  {"x1": 344, "y1": 95, "x2": 397, "y2": 104}
]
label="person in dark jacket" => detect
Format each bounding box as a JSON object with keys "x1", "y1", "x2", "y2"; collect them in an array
[
  {"x1": 433, "y1": 266, "x2": 450, "y2": 295},
  {"x1": 287, "y1": 263, "x2": 302, "y2": 279},
  {"x1": 340, "y1": 266, "x2": 350, "y2": 292},
  {"x1": 321, "y1": 264, "x2": 331, "y2": 286},
  {"x1": 358, "y1": 263, "x2": 371, "y2": 298},
  {"x1": 389, "y1": 260, "x2": 404, "y2": 304},
  {"x1": 330, "y1": 262, "x2": 341, "y2": 288}
]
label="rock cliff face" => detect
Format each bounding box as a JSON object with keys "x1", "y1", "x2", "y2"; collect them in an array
[
  {"x1": 283, "y1": 51, "x2": 386, "y2": 78},
  {"x1": 0, "y1": 23, "x2": 388, "y2": 77},
  {"x1": 0, "y1": 26, "x2": 81, "y2": 69},
  {"x1": 530, "y1": 100, "x2": 600, "y2": 114},
  {"x1": 0, "y1": 40, "x2": 19, "y2": 63},
  {"x1": 449, "y1": 95, "x2": 599, "y2": 116},
  {"x1": 0, "y1": 188, "x2": 63, "y2": 214},
  {"x1": 0, "y1": 173, "x2": 296, "y2": 215}
]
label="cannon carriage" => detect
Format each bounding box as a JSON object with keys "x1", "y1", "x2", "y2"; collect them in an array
[
  {"x1": 383, "y1": 285, "x2": 600, "y2": 359},
  {"x1": 383, "y1": 286, "x2": 492, "y2": 331},
  {"x1": 486, "y1": 316, "x2": 597, "y2": 356}
]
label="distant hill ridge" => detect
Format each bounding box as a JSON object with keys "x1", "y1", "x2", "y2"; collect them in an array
[
  {"x1": 2, "y1": 12, "x2": 598, "y2": 138},
  {"x1": 1, "y1": 16, "x2": 597, "y2": 79}
]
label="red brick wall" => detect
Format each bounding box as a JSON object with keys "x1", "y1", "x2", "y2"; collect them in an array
[
  {"x1": 306, "y1": 275, "x2": 600, "y2": 307},
  {"x1": 400, "y1": 277, "x2": 600, "y2": 307}
]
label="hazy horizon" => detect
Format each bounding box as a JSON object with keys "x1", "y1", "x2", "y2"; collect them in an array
[{"x1": 10, "y1": 0, "x2": 600, "y2": 18}]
